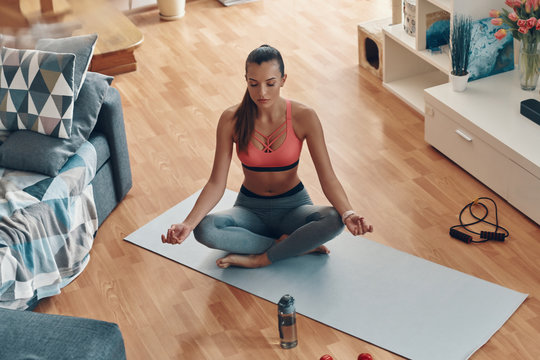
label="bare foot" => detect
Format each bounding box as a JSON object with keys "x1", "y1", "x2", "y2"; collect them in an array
[
  {"x1": 276, "y1": 234, "x2": 288, "y2": 244},
  {"x1": 216, "y1": 253, "x2": 271, "y2": 269},
  {"x1": 307, "y1": 245, "x2": 330, "y2": 255}
]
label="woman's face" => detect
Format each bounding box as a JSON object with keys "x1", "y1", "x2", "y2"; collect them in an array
[{"x1": 245, "y1": 60, "x2": 286, "y2": 108}]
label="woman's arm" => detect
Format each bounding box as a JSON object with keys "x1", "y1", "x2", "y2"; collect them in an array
[
  {"x1": 162, "y1": 109, "x2": 235, "y2": 244},
  {"x1": 296, "y1": 104, "x2": 373, "y2": 236}
]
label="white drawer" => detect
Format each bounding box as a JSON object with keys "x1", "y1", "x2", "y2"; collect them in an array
[{"x1": 424, "y1": 104, "x2": 511, "y2": 198}]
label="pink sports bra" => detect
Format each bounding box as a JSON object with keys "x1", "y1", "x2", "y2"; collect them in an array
[{"x1": 236, "y1": 100, "x2": 302, "y2": 172}]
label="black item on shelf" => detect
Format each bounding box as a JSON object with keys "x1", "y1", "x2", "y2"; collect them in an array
[{"x1": 520, "y1": 99, "x2": 540, "y2": 126}]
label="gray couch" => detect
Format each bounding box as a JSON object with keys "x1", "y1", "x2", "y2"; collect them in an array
[
  {"x1": 0, "y1": 32, "x2": 132, "y2": 358},
  {"x1": 0, "y1": 307, "x2": 127, "y2": 359},
  {"x1": 0, "y1": 73, "x2": 131, "y2": 358},
  {"x1": 88, "y1": 81, "x2": 132, "y2": 226}
]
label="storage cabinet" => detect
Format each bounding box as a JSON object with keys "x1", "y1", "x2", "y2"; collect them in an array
[
  {"x1": 424, "y1": 70, "x2": 540, "y2": 225},
  {"x1": 425, "y1": 105, "x2": 511, "y2": 197},
  {"x1": 383, "y1": 1, "x2": 539, "y2": 223}
]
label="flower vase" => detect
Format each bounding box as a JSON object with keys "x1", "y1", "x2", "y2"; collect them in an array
[{"x1": 518, "y1": 39, "x2": 540, "y2": 91}]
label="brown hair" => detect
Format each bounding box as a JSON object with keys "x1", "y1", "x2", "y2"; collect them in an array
[{"x1": 234, "y1": 45, "x2": 285, "y2": 151}]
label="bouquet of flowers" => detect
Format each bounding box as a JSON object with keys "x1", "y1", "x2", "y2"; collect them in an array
[{"x1": 490, "y1": 0, "x2": 540, "y2": 89}]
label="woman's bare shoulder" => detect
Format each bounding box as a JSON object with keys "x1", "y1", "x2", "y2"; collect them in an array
[
  {"x1": 289, "y1": 100, "x2": 319, "y2": 124},
  {"x1": 288, "y1": 100, "x2": 320, "y2": 137},
  {"x1": 220, "y1": 104, "x2": 239, "y2": 121},
  {"x1": 217, "y1": 104, "x2": 240, "y2": 131}
]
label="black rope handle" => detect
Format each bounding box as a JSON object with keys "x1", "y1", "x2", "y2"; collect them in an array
[{"x1": 450, "y1": 197, "x2": 509, "y2": 243}]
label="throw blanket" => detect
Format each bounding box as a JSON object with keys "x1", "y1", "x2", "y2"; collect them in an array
[{"x1": 0, "y1": 142, "x2": 98, "y2": 310}]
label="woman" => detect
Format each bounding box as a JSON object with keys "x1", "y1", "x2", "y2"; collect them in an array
[{"x1": 161, "y1": 45, "x2": 373, "y2": 268}]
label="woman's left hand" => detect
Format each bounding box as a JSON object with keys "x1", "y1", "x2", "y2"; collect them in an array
[{"x1": 345, "y1": 214, "x2": 373, "y2": 236}]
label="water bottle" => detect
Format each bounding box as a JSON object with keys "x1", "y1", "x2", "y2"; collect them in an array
[{"x1": 277, "y1": 294, "x2": 298, "y2": 349}]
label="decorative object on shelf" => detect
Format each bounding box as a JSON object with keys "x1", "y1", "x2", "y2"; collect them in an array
[
  {"x1": 490, "y1": 0, "x2": 540, "y2": 90},
  {"x1": 403, "y1": 0, "x2": 416, "y2": 36},
  {"x1": 449, "y1": 72, "x2": 470, "y2": 91},
  {"x1": 426, "y1": 10, "x2": 450, "y2": 50},
  {"x1": 450, "y1": 14, "x2": 473, "y2": 92},
  {"x1": 467, "y1": 18, "x2": 514, "y2": 81},
  {"x1": 157, "y1": 0, "x2": 185, "y2": 20},
  {"x1": 520, "y1": 98, "x2": 540, "y2": 126},
  {"x1": 518, "y1": 38, "x2": 540, "y2": 90}
]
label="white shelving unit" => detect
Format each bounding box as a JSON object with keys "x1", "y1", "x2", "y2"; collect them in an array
[{"x1": 382, "y1": 0, "x2": 500, "y2": 114}]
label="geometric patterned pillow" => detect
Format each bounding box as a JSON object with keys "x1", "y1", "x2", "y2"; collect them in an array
[
  {"x1": 0, "y1": 46, "x2": 75, "y2": 138},
  {"x1": 35, "y1": 34, "x2": 98, "y2": 100}
]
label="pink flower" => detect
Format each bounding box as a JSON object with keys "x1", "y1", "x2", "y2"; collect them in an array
[
  {"x1": 489, "y1": 9, "x2": 500, "y2": 17},
  {"x1": 518, "y1": 26, "x2": 529, "y2": 34},
  {"x1": 518, "y1": 19, "x2": 528, "y2": 27},
  {"x1": 505, "y1": 0, "x2": 522, "y2": 8},
  {"x1": 525, "y1": 0, "x2": 540, "y2": 12},
  {"x1": 536, "y1": 21, "x2": 540, "y2": 29},
  {"x1": 527, "y1": 17, "x2": 537, "y2": 28},
  {"x1": 495, "y1": 28, "x2": 508, "y2": 40},
  {"x1": 509, "y1": 12, "x2": 519, "y2": 21},
  {"x1": 491, "y1": 18, "x2": 503, "y2": 26}
]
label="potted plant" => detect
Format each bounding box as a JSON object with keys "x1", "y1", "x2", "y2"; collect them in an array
[{"x1": 450, "y1": 14, "x2": 473, "y2": 92}]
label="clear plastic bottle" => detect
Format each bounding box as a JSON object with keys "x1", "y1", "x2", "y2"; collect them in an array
[{"x1": 277, "y1": 294, "x2": 298, "y2": 349}]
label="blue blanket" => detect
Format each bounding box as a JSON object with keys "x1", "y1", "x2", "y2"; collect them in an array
[{"x1": 0, "y1": 141, "x2": 98, "y2": 310}]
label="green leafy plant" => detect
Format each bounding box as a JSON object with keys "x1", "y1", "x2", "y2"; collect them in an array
[{"x1": 450, "y1": 14, "x2": 473, "y2": 76}]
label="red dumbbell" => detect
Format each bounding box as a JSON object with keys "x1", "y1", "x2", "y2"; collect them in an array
[{"x1": 358, "y1": 353, "x2": 373, "y2": 360}]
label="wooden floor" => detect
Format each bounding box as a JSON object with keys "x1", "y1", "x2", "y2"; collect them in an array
[{"x1": 35, "y1": 0, "x2": 540, "y2": 359}]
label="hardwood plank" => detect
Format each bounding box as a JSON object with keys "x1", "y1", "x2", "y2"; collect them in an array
[{"x1": 33, "y1": 0, "x2": 540, "y2": 359}]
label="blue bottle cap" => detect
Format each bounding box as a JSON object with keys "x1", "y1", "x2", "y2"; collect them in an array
[{"x1": 278, "y1": 294, "x2": 295, "y2": 314}]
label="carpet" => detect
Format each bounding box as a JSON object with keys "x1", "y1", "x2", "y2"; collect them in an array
[{"x1": 124, "y1": 189, "x2": 527, "y2": 360}]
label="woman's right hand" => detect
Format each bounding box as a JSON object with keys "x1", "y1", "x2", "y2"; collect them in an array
[{"x1": 161, "y1": 223, "x2": 192, "y2": 245}]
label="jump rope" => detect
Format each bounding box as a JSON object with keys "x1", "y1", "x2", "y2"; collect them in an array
[{"x1": 449, "y1": 197, "x2": 509, "y2": 244}]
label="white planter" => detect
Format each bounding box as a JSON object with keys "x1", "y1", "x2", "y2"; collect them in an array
[
  {"x1": 450, "y1": 72, "x2": 470, "y2": 92},
  {"x1": 157, "y1": 0, "x2": 185, "y2": 20}
]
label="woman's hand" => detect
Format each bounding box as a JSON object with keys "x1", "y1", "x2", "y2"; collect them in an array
[
  {"x1": 345, "y1": 214, "x2": 373, "y2": 236},
  {"x1": 161, "y1": 223, "x2": 192, "y2": 245}
]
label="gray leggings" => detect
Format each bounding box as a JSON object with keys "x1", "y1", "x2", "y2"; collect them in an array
[{"x1": 193, "y1": 183, "x2": 344, "y2": 263}]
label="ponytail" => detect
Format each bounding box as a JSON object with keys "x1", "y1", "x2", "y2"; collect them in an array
[{"x1": 234, "y1": 89, "x2": 257, "y2": 152}]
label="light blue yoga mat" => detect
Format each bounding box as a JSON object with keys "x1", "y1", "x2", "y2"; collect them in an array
[{"x1": 124, "y1": 189, "x2": 527, "y2": 360}]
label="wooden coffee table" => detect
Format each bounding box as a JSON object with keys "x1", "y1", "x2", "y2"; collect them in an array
[
  {"x1": 68, "y1": 0, "x2": 144, "y2": 75},
  {"x1": 2, "y1": 0, "x2": 144, "y2": 75}
]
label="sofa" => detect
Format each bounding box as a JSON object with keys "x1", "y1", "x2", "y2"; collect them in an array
[
  {"x1": 0, "y1": 307, "x2": 127, "y2": 360},
  {"x1": 0, "y1": 34, "x2": 131, "y2": 358}
]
